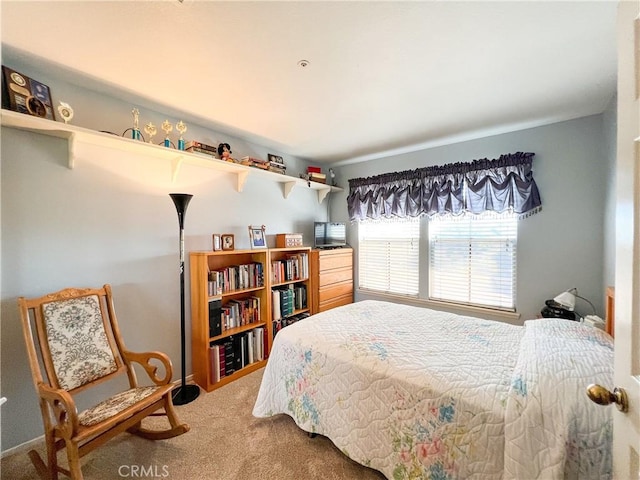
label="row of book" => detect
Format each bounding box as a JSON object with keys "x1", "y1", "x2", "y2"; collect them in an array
[
  {"x1": 273, "y1": 312, "x2": 310, "y2": 338},
  {"x1": 271, "y1": 253, "x2": 309, "y2": 284},
  {"x1": 208, "y1": 262, "x2": 264, "y2": 295},
  {"x1": 306, "y1": 165, "x2": 326, "y2": 183},
  {"x1": 209, "y1": 297, "x2": 261, "y2": 337},
  {"x1": 185, "y1": 140, "x2": 218, "y2": 159},
  {"x1": 271, "y1": 284, "x2": 307, "y2": 321},
  {"x1": 209, "y1": 327, "x2": 267, "y2": 383}
]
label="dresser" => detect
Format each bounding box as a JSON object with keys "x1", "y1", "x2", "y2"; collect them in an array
[{"x1": 310, "y1": 247, "x2": 353, "y2": 314}]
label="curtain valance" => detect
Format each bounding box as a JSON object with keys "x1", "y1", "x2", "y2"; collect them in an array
[{"x1": 347, "y1": 152, "x2": 541, "y2": 221}]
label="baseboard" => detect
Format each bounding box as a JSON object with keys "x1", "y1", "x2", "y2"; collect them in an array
[
  {"x1": 1, "y1": 434, "x2": 43, "y2": 459},
  {"x1": 1, "y1": 374, "x2": 196, "y2": 458}
]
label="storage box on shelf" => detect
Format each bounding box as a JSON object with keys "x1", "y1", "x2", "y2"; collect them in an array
[
  {"x1": 190, "y1": 249, "x2": 269, "y2": 392},
  {"x1": 268, "y1": 247, "x2": 312, "y2": 343},
  {"x1": 310, "y1": 247, "x2": 354, "y2": 314}
]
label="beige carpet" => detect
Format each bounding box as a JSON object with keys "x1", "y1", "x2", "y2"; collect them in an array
[{"x1": 1, "y1": 368, "x2": 386, "y2": 479}]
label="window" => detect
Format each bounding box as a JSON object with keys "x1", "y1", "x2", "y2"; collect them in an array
[
  {"x1": 358, "y1": 218, "x2": 420, "y2": 296},
  {"x1": 428, "y1": 213, "x2": 517, "y2": 310}
]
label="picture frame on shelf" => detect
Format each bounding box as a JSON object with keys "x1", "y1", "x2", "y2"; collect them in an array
[
  {"x1": 221, "y1": 234, "x2": 235, "y2": 251},
  {"x1": 212, "y1": 234, "x2": 221, "y2": 251},
  {"x1": 248, "y1": 225, "x2": 267, "y2": 249},
  {"x1": 267, "y1": 154, "x2": 285, "y2": 166}
]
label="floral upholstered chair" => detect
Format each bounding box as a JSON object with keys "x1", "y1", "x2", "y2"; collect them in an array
[{"x1": 18, "y1": 285, "x2": 190, "y2": 480}]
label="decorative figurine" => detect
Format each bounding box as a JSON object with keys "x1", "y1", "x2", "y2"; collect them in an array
[
  {"x1": 131, "y1": 108, "x2": 141, "y2": 140},
  {"x1": 176, "y1": 120, "x2": 187, "y2": 150},
  {"x1": 162, "y1": 120, "x2": 173, "y2": 147},
  {"x1": 217, "y1": 143, "x2": 234, "y2": 162},
  {"x1": 57, "y1": 101, "x2": 74, "y2": 124},
  {"x1": 144, "y1": 122, "x2": 157, "y2": 144}
]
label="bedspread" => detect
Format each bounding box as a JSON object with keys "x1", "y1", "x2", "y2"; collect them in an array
[{"x1": 252, "y1": 300, "x2": 613, "y2": 479}]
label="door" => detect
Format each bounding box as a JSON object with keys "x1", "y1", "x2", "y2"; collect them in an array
[{"x1": 613, "y1": 0, "x2": 640, "y2": 476}]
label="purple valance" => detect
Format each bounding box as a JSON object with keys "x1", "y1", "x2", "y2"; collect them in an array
[{"x1": 347, "y1": 152, "x2": 541, "y2": 221}]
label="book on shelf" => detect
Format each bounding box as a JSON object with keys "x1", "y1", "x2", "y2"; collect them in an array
[
  {"x1": 271, "y1": 252, "x2": 308, "y2": 284},
  {"x1": 268, "y1": 165, "x2": 286, "y2": 174},
  {"x1": 186, "y1": 147, "x2": 218, "y2": 159},
  {"x1": 273, "y1": 312, "x2": 310, "y2": 339},
  {"x1": 211, "y1": 327, "x2": 266, "y2": 377},
  {"x1": 185, "y1": 140, "x2": 218, "y2": 153},
  {"x1": 307, "y1": 166, "x2": 322, "y2": 174},
  {"x1": 272, "y1": 285, "x2": 307, "y2": 321},
  {"x1": 209, "y1": 344, "x2": 228, "y2": 384},
  {"x1": 209, "y1": 345, "x2": 220, "y2": 384},
  {"x1": 209, "y1": 262, "x2": 264, "y2": 294},
  {"x1": 208, "y1": 298, "x2": 222, "y2": 337},
  {"x1": 240, "y1": 156, "x2": 270, "y2": 169},
  {"x1": 223, "y1": 338, "x2": 235, "y2": 376}
]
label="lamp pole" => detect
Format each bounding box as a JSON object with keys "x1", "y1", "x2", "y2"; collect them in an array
[{"x1": 169, "y1": 193, "x2": 200, "y2": 405}]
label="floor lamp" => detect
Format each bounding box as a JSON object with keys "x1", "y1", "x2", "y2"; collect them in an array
[{"x1": 169, "y1": 193, "x2": 200, "y2": 405}]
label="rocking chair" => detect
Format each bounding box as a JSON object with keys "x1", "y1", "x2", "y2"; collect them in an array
[{"x1": 18, "y1": 284, "x2": 190, "y2": 480}]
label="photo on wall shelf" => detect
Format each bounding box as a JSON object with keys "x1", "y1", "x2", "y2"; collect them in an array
[
  {"x1": 221, "y1": 234, "x2": 235, "y2": 251},
  {"x1": 248, "y1": 225, "x2": 267, "y2": 249},
  {"x1": 212, "y1": 234, "x2": 222, "y2": 251}
]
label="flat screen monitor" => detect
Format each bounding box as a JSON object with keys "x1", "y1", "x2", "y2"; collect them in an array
[{"x1": 314, "y1": 222, "x2": 347, "y2": 249}]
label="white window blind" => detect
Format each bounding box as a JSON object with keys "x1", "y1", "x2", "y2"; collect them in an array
[
  {"x1": 429, "y1": 213, "x2": 517, "y2": 310},
  {"x1": 358, "y1": 218, "x2": 420, "y2": 296}
]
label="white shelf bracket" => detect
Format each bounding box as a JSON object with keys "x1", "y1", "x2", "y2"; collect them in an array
[
  {"x1": 67, "y1": 132, "x2": 77, "y2": 169},
  {"x1": 236, "y1": 170, "x2": 249, "y2": 192},
  {"x1": 283, "y1": 181, "x2": 296, "y2": 198},
  {"x1": 317, "y1": 187, "x2": 331, "y2": 203},
  {"x1": 171, "y1": 156, "x2": 184, "y2": 183}
]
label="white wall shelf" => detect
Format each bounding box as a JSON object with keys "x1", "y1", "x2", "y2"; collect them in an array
[{"x1": 1, "y1": 109, "x2": 342, "y2": 202}]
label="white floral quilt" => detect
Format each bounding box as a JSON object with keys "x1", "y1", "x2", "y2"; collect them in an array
[{"x1": 252, "y1": 300, "x2": 613, "y2": 479}]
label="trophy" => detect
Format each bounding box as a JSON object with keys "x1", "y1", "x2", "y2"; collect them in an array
[
  {"x1": 57, "y1": 101, "x2": 74, "y2": 124},
  {"x1": 131, "y1": 108, "x2": 141, "y2": 140},
  {"x1": 144, "y1": 122, "x2": 157, "y2": 144},
  {"x1": 176, "y1": 120, "x2": 187, "y2": 150},
  {"x1": 162, "y1": 120, "x2": 173, "y2": 148}
]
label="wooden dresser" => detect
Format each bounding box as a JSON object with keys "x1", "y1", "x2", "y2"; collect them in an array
[{"x1": 310, "y1": 247, "x2": 353, "y2": 314}]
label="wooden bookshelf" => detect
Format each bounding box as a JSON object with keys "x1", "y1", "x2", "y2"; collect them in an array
[
  {"x1": 190, "y1": 247, "x2": 312, "y2": 392},
  {"x1": 190, "y1": 249, "x2": 270, "y2": 392},
  {"x1": 268, "y1": 247, "x2": 312, "y2": 347}
]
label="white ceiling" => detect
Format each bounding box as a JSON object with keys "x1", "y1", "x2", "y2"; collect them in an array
[{"x1": 1, "y1": 1, "x2": 618, "y2": 164}]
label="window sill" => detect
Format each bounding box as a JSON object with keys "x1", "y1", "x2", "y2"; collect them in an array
[{"x1": 356, "y1": 289, "x2": 522, "y2": 324}]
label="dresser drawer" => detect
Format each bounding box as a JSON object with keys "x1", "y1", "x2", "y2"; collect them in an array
[
  {"x1": 319, "y1": 252, "x2": 353, "y2": 271},
  {"x1": 319, "y1": 294, "x2": 353, "y2": 313},
  {"x1": 319, "y1": 268, "x2": 352, "y2": 287},
  {"x1": 318, "y1": 281, "x2": 353, "y2": 303}
]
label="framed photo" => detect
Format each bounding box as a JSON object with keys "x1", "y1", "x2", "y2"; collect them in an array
[
  {"x1": 221, "y1": 234, "x2": 235, "y2": 251},
  {"x1": 267, "y1": 153, "x2": 285, "y2": 166},
  {"x1": 248, "y1": 225, "x2": 267, "y2": 249},
  {"x1": 212, "y1": 234, "x2": 222, "y2": 251}
]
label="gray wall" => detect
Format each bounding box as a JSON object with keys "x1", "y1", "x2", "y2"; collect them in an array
[
  {"x1": 333, "y1": 114, "x2": 611, "y2": 323},
  {"x1": 602, "y1": 95, "x2": 617, "y2": 289},
  {"x1": 0, "y1": 56, "x2": 328, "y2": 451}
]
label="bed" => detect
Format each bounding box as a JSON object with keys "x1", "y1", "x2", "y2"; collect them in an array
[{"x1": 252, "y1": 300, "x2": 613, "y2": 479}]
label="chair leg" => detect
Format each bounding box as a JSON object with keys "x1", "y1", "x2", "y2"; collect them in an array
[
  {"x1": 127, "y1": 395, "x2": 189, "y2": 440},
  {"x1": 28, "y1": 449, "x2": 51, "y2": 480},
  {"x1": 64, "y1": 439, "x2": 83, "y2": 480},
  {"x1": 28, "y1": 428, "x2": 59, "y2": 480}
]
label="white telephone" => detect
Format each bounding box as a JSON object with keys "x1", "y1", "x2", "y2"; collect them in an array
[{"x1": 582, "y1": 315, "x2": 606, "y2": 330}]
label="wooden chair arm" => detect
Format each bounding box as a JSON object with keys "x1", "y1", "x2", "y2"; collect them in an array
[
  {"x1": 37, "y1": 383, "x2": 79, "y2": 439},
  {"x1": 123, "y1": 350, "x2": 173, "y2": 385}
]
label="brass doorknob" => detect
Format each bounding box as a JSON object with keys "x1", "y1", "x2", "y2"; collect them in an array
[{"x1": 586, "y1": 384, "x2": 629, "y2": 412}]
